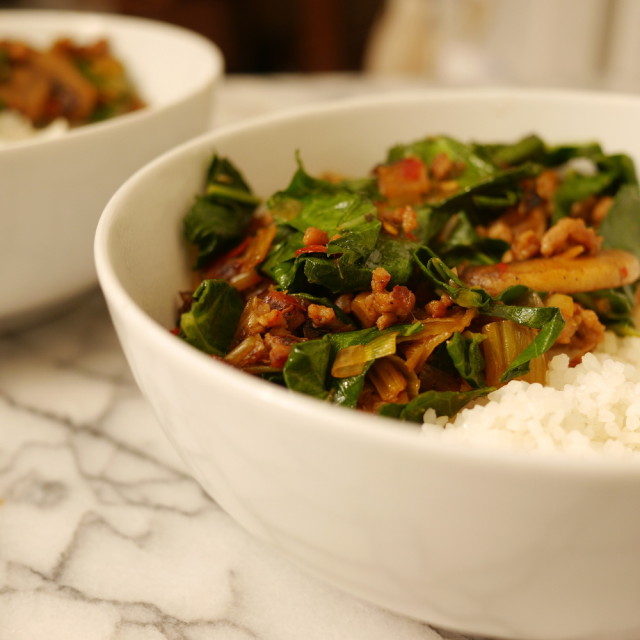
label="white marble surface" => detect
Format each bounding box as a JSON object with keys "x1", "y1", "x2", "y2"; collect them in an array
[{"x1": 0, "y1": 74, "x2": 479, "y2": 640}]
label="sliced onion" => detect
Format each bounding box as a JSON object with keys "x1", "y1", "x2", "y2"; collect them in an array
[{"x1": 331, "y1": 331, "x2": 399, "y2": 378}]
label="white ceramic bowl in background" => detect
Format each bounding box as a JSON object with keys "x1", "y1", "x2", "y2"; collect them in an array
[
  {"x1": 0, "y1": 10, "x2": 223, "y2": 329},
  {"x1": 95, "y1": 90, "x2": 640, "y2": 640}
]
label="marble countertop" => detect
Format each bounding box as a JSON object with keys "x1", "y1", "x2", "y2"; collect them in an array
[{"x1": 1, "y1": 74, "x2": 477, "y2": 640}]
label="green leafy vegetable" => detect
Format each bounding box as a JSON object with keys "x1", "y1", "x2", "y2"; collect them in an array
[
  {"x1": 283, "y1": 323, "x2": 423, "y2": 407},
  {"x1": 431, "y1": 211, "x2": 509, "y2": 266},
  {"x1": 388, "y1": 135, "x2": 497, "y2": 188},
  {"x1": 262, "y1": 184, "x2": 426, "y2": 294},
  {"x1": 183, "y1": 155, "x2": 261, "y2": 268},
  {"x1": 179, "y1": 279, "x2": 244, "y2": 356},
  {"x1": 282, "y1": 340, "x2": 332, "y2": 399},
  {"x1": 600, "y1": 184, "x2": 640, "y2": 262},
  {"x1": 261, "y1": 191, "x2": 381, "y2": 291},
  {"x1": 446, "y1": 331, "x2": 486, "y2": 388},
  {"x1": 287, "y1": 191, "x2": 378, "y2": 234},
  {"x1": 553, "y1": 171, "x2": 615, "y2": 222},
  {"x1": 417, "y1": 255, "x2": 565, "y2": 382},
  {"x1": 573, "y1": 286, "x2": 640, "y2": 336},
  {"x1": 476, "y1": 134, "x2": 546, "y2": 167},
  {"x1": 378, "y1": 387, "x2": 493, "y2": 423},
  {"x1": 435, "y1": 165, "x2": 537, "y2": 221},
  {"x1": 268, "y1": 153, "x2": 378, "y2": 214},
  {"x1": 178, "y1": 132, "x2": 640, "y2": 423}
]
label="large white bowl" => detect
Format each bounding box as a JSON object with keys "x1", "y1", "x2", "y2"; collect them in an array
[
  {"x1": 0, "y1": 9, "x2": 223, "y2": 328},
  {"x1": 95, "y1": 90, "x2": 640, "y2": 640}
]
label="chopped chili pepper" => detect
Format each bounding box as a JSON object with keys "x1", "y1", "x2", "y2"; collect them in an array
[{"x1": 294, "y1": 244, "x2": 327, "y2": 257}]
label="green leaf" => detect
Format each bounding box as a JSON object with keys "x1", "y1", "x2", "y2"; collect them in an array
[
  {"x1": 415, "y1": 255, "x2": 565, "y2": 382},
  {"x1": 327, "y1": 220, "x2": 381, "y2": 264},
  {"x1": 262, "y1": 190, "x2": 382, "y2": 292},
  {"x1": 259, "y1": 226, "x2": 305, "y2": 290},
  {"x1": 206, "y1": 154, "x2": 255, "y2": 195},
  {"x1": 327, "y1": 321, "x2": 423, "y2": 350},
  {"x1": 541, "y1": 142, "x2": 604, "y2": 167},
  {"x1": 179, "y1": 279, "x2": 244, "y2": 356},
  {"x1": 384, "y1": 134, "x2": 535, "y2": 224},
  {"x1": 282, "y1": 340, "x2": 332, "y2": 399},
  {"x1": 412, "y1": 205, "x2": 452, "y2": 245},
  {"x1": 573, "y1": 286, "x2": 640, "y2": 335},
  {"x1": 331, "y1": 374, "x2": 370, "y2": 407},
  {"x1": 600, "y1": 184, "x2": 640, "y2": 262},
  {"x1": 301, "y1": 257, "x2": 371, "y2": 294},
  {"x1": 282, "y1": 323, "x2": 423, "y2": 407},
  {"x1": 184, "y1": 155, "x2": 259, "y2": 268},
  {"x1": 378, "y1": 387, "x2": 493, "y2": 422},
  {"x1": 552, "y1": 171, "x2": 615, "y2": 222},
  {"x1": 184, "y1": 197, "x2": 251, "y2": 268},
  {"x1": 205, "y1": 182, "x2": 262, "y2": 205},
  {"x1": 599, "y1": 153, "x2": 638, "y2": 186},
  {"x1": 387, "y1": 135, "x2": 497, "y2": 188},
  {"x1": 433, "y1": 164, "x2": 537, "y2": 223},
  {"x1": 263, "y1": 186, "x2": 423, "y2": 294},
  {"x1": 327, "y1": 323, "x2": 423, "y2": 407},
  {"x1": 446, "y1": 331, "x2": 486, "y2": 388},
  {"x1": 363, "y1": 233, "x2": 418, "y2": 283},
  {"x1": 289, "y1": 191, "x2": 378, "y2": 235},
  {"x1": 482, "y1": 302, "x2": 565, "y2": 382},
  {"x1": 415, "y1": 252, "x2": 491, "y2": 308},
  {"x1": 472, "y1": 191, "x2": 519, "y2": 210},
  {"x1": 297, "y1": 232, "x2": 419, "y2": 295},
  {"x1": 476, "y1": 134, "x2": 546, "y2": 167},
  {"x1": 433, "y1": 211, "x2": 509, "y2": 266},
  {"x1": 268, "y1": 153, "x2": 378, "y2": 213},
  {"x1": 549, "y1": 147, "x2": 637, "y2": 222}
]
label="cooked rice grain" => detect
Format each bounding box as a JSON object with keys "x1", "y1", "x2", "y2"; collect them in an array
[
  {"x1": 0, "y1": 110, "x2": 67, "y2": 145},
  {"x1": 422, "y1": 332, "x2": 640, "y2": 458}
]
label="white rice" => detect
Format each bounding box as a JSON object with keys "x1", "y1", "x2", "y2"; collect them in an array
[
  {"x1": 0, "y1": 110, "x2": 68, "y2": 146},
  {"x1": 422, "y1": 332, "x2": 640, "y2": 459}
]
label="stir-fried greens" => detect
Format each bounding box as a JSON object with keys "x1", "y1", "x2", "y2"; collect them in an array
[
  {"x1": 0, "y1": 37, "x2": 145, "y2": 127},
  {"x1": 175, "y1": 134, "x2": 640, "y2": 422}
]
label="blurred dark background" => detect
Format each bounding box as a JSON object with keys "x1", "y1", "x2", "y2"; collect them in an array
[{"x1": 0, "y1": 0, "x2": 386, "y2": 73}]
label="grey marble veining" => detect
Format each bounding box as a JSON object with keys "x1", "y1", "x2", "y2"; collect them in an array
[{"x1": 0, "y1": 291, "x2": 464, "y2": 640}]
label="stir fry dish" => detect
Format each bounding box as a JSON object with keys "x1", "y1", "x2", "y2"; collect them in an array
[
  {"x1": 0, "y1": 37, "x2": 145, "y2": 127},
  {"x1": 175, "y1": 134, "x2": 640, "y2": 422}
]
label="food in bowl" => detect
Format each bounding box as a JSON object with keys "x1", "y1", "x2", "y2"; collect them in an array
[
  {"x1": 96, "y1": 91, "x2": 640, "y2": 640},
  {"x1": 174, "y1": 132, "x2": 640, "y2": 450},
  {"x1": 0, "y1": 36, "x2": 145, "y2": 141},
  {"x1": 0, "y1": 9, "x2": 222, "y2": 328}
]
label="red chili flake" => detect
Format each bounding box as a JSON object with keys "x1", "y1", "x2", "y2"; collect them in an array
[
  {"x1": 170, "y1": 327, "x2": 180, "y2": 335},
  {"x1": 294, "y1": 244, "x2": 327, "y2": 257},
  {"x1": 621, "y1": 266, "x2": 629, "y2": 278},
  {"x1": 400, "y1": 156, "x2": 425, "y2": 182},
  {"x1": 497, "y1": 262, "x2": 508, "y2": 274}
]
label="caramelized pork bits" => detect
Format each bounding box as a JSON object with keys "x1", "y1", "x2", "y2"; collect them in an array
[{"x1": 174, "y1": 135, "x2": 640, "y2": 422}]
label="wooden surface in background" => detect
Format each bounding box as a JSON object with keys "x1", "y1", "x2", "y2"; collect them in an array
[{"x1": 113, "y1": 0, "x2": 384, "y2": 73}]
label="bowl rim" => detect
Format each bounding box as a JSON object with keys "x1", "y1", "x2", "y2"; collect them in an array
[
  {"x1": 0, "y1": 8, "x2": 224, "y2": 153},
  {"x1": 95, "y1": 86, "x2": 640, "y2": 478}
]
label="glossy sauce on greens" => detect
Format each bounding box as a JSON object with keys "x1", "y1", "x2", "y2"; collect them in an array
[{"x1": 175, "y1": 135, "x2": 640, "y2": 422}]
